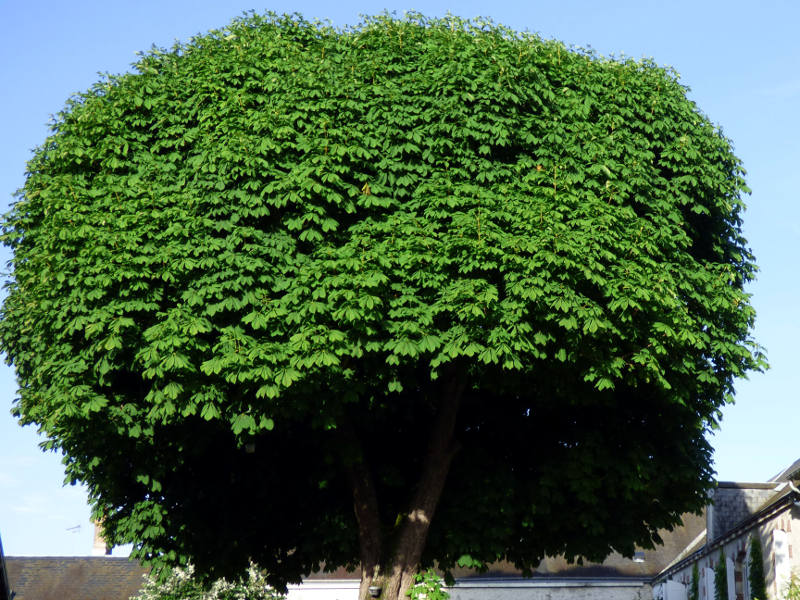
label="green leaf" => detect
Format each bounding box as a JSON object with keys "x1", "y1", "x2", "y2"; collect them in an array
[
  {"x1": 231, "y1": 413, "x2": 256, "y2": 435},
  {"x1": 200, "y1": 403, "x2": 221, "y2": 421}
]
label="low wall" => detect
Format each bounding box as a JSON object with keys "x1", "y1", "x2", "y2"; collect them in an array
[{"x1": 288, "y1": 578, "x2": 653, "y2": 600}]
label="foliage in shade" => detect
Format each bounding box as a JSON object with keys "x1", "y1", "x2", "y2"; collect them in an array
[
  {"x1": 749, "y1": 535, "x2": 767, "y2": 600},
  {"x1": 0, "y1": 11, "x2": 763, "y2": 593}
]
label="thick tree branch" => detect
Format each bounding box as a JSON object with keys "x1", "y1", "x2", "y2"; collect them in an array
[
  {"x1": 383, "y1": 376, "x2": 466, "y2": 600},
  {"x1": 339, "y1": 419, "x2": 383, "y2": 598}
]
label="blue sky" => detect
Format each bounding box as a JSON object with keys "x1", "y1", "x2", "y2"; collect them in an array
[{"x1": 1, "y1": 0, "x2": 798, "y2": 556}]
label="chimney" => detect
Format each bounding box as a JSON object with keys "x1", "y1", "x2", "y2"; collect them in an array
[{"x1": 92, "y1": 521, "x2": 112, "y2": 556}]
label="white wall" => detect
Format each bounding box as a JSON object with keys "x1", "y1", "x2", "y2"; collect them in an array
[
  {"x1": 773, "y1": 529, "x2": 790, "y2": 599},
  {"x1": 449, "y1": 579, "x2": 652, "y2": 600},
  {"x1": 287, "y1": 579, "x2": 653, "y2": 600},
  {"x1": 288, "y1": 579, "x2": 359, "y2": 600},
  {"x1": 726, "y1": 557, "x2": 735, "y2": 600},
  {"x1": 704, "y1": 567, "x2": 715, "y2": 600},
  {"x1": 659, "y1": 579, "x2": 687, "y2": 600}
]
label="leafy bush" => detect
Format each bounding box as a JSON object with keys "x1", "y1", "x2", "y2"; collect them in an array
[
  {"x1": 407, "y1": 570, "x2": 449, "y2": 600},
  {"x1": 749, "y1": 536, "x2": 767, "y2": 600},
  {"x1": 713, "y1": 550, "x2": 727, "y2": 600},
  {"x1": 784, "y1": 572, "x2": 800, "y2": 600},
  {"x1": 688, "y1": 562, "x2": 699, "y2": 600}
]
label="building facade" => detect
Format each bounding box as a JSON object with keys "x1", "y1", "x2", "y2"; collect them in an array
[{"x1": 654, "y1": 460, "x2": 800, "y2": 600}]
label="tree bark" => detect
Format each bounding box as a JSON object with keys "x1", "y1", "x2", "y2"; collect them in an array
[
  {"x1": 348, "y1": 457, "x2": 383, "y2": 600},
  {"x1": 353, "y1": 377, "x2": 464, "y2": 600},
  {"x1": 340, "y1": 421, "x2": 384, "y2": 600}
]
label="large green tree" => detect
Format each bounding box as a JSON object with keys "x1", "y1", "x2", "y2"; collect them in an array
[{"x1": 0, "y1": 13, "x2": 763, "y2": 600}]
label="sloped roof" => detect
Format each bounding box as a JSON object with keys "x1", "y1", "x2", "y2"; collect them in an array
[
  {"x1": 0, "y1": 536, "x2": 11, "y2": 600},
  {"x1": 770, "y1": 457, "x2": 800, "y2": 482},
  {"x1": 309, "y1": 511, "x2": 707, "y2": 582},
  {"x1": 5, "y1": 557, "x2": 149, "y2": 600},
  {"x1": 525, "y1": 511, "x2": 708, "y2": 579},
  {"x1": 753, "y1": 482, "x2": 799, "y2": 515}
]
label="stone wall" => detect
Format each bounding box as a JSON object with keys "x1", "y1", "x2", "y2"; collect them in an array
[
  {"x1": 449, "y1": 579, "x2": 653, "y2": 600},
  {"x1": 708, "y1": 483, "x2": 778, "y2": 542}
]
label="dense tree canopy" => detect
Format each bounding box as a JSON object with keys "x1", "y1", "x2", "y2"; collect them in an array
[{"x1": 1, "y1": 12, "x2": 763, "y2": 600}]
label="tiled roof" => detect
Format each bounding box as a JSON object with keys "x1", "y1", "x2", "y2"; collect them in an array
[
  {"x1": 5, "y1": 557, "x2": 149, "y2": 600},
  {"x1": 527, "y1": 511, "x2": 707, "y2": 579},
  {"x1": 309, "y1": 511, "x2": 707, "y2": 582},
  {"x1": 0, "y1": 537, "x2": 11, "y2": 600}
]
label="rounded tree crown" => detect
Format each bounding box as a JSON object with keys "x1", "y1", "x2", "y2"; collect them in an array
[{"x1": 0, "y1": 12, "x2": 763, "y2": 583}]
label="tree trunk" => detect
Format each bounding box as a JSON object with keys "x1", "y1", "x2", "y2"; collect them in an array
[
  {"x1": 341, "y1": 422, "x2": 384, "y2": 600},
  {"x1": 352, "y1": 377, "x2": 464, "y2": 600}
]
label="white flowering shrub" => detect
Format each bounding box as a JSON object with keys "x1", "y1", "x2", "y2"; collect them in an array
[{"x1": 132, "y1": 563, "x2": 285, "y2": 600}]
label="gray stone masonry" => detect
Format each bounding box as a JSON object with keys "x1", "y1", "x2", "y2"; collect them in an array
[{"x1": 708, "y1": 482, "x2": 779, "y2": 542}]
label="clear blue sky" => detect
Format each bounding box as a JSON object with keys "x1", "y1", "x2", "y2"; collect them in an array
[{"x1": 1, "y1": 0, "x2": 798, "y2": 556}]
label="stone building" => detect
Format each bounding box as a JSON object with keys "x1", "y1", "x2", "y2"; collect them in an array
[{"x1": 653, "y1": 459, "x2": 800, "y2": 600}]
